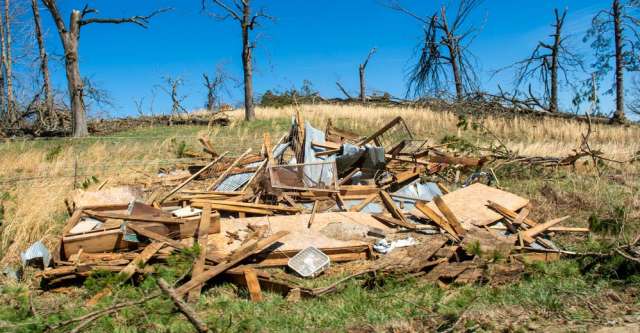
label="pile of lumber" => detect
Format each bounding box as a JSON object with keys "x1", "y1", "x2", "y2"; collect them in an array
[{"x1": 37, "y1": 114, "x2": 589, "y2": 304}]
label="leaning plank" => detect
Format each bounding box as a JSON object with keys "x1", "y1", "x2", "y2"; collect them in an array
[
  {"x1": 307, "y1": 200, "x2": 319, "y2": 228},
  {"x1": 207, "y1": 148, "x2": 252, "y2": 191},
  {"x1": 119, "y1": 241, "x2": 165, "y2": 283},
  {"x1": 157, "y1": 278, "x2": 209, "y2": 333},
  {"x1": 244, "y1": 268, "x2": 263, "y2": 302},
  {"x1": 414, "y1": 201, "x2": 460, "y2": 242},
  {"x1": 349, "y1": 192, "x2": 380, "y2": 212},
  {"x1": 175, "y1": 231, "x2": 289, "y2": 297},
  {"x1": 521, "y1": 216, "x2": 571, "y2": 241},
  {"x1": 379, "y1": 191, "x2": 411, "y2": 225},
  {"x1": 62, "y1": 210, "x2": 84, "y2": 236},
  {"x1": 486, "y1": 201, "x2": 537, "y2": 227},
  {"x1": 433, "y1": 195, "x2": 465, "y2": 235},
  {"x1": 159, "y1": 152, "x2": 228, "y2": 204},
  {"x1": 188, "y1": 204, "x2": 212, "y2": 303}
]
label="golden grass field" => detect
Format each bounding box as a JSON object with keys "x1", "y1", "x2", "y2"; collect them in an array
[{"x1": 0, "y1": 104, "x2": 638, "y2": 264}]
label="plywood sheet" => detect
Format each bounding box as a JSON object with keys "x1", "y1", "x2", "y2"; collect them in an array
[
  {"x1": 207, "y1": 212, "x2": 390, "y2": 258},
  {"x1": 411, "y1": 183, "x2": 528, "y2": 227}
]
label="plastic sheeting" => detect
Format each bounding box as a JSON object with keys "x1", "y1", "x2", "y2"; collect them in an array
[
  {"x1": 335, "y1": 144, "x2": 385, "y2": 178},
  {"x1": 20, "y1": 241, "x2": 51, "y2": 268},
  {"x1": 303, "y1": 122, "x2": 336, "y2": 186}
]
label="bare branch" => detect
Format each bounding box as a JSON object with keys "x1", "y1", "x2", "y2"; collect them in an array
[{"x1": 79, "y1": 8, "x2": 171, "y2": 28}]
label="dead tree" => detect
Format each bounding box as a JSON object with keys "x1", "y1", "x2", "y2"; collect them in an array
[
  {"x1": 160, "y1": 77, "x2": 188, "y2": 125},
  {"x1": 41, "y1": 1, "x2": 168, "y2": 137},
  {"x1": 0, "y1": 0, "x2": 13, "y2": 121},
  {"x1": 202, "y1": 64, "x2": 234, "y2": 112},
  {"x1": 359, "y1": 48, "x2": 376, "y2": 103},
  {"x1": 585, "y1": 0, "x2": 640, "y2": 123},
  {"x1": 501, "y1": 9, "x2": 583, "y2": 113},
  {"x1": 202, "y1": 0, "x2": 272, "y2": 121},
  {"x1": 31, "y1": 0, "x2": 53, "y2": 126},
  {"x1": 388, "y1": 0, "x2": 482, "y2": 100}
]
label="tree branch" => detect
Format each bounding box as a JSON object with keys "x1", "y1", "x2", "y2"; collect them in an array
[{"x1": 79, "y1": 8, "x2": 171, "y2": 28}]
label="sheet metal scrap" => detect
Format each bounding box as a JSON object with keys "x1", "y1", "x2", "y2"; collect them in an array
[{"x1": 36, "y1": 115, "x2": 588, "y2": 298}]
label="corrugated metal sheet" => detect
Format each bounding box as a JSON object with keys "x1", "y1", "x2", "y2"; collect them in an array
[
  {"x1": 392, "y1": 180, "x2": 443, "y2": 212},
  {"x1": 215, "y1": 172, "x2": 253, "y2": 192}
]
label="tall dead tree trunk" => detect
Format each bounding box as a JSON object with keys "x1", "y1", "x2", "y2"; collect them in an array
[
  {"x1": 0, "y1": 8, "x2": 5, "y2": 119},
  {"x1": 204, "y1": 0, "x2": 272, "y2": 122},
  {"x1": 440, "y1": 9, "x2": 463, "y2": 100},
  {"x1": 359, "y1": 48, "x2": 376, "y2": 103},
  {"x1": 241, "y1": 4, "x2": 254, "y2": 121},
  {"x1": 612, "y1": 0, "x2": 625, "y2": 123},
  {"x1": 549, "y1": 9, "x2": 563, "y2": 113},
  {"x1": 1, "y1": 0, "x2": 13, "y2": 122},
  {"x1": 42, "y1": 0, "x2": 167, "y2": 137},
  {"x1": 31, "y1": 0, "x2": 54, "y2": 126}
]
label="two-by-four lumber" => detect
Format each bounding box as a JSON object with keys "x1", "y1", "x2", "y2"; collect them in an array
[
  {"x1": 190, "y1": 202, "x2": 274, "y2": 215},
  {"x1": 244, "y1": 268, "x2": 263, "y2": 302},
  {"x1": 307, "y1": 200, "x2": 318, "y2": 228},
  {"x1": 207, "y1": 148, "x2": 252, "y2": 191},
  {"x1": 372, "y1": 213, "x2": 416, "y2": 230},
  {"x1": 487, "y1": 201, "x2": 537, "y2": 227},
  {"x1": 188, "y1": 203, "x2": 212, "y2": 303},
  {"x1": 159, "y1": 152, "x2": 229, "y2": 204},
  {"x1": 521, "y1": 216, "x2": 571, "y2": 241},
  {"x1": 379, "y1": 191, "x2": 411, "y2": 225},
  {"x1": 349, "y1": 192, "x2": 379, "y2": 212},
  {"x1": 414, "y1": 201, "x2": 461, "y2": 242},
  {"x1": 175, "y1": 231, "x2": 289, "y2": 297},
  {"x1": 157, "y1": 278, "x2": 209, "y2": 333},
  {"x1": 191, "y1": 200, "x2": 301, "y2": 213},
  {"x1": 84, "y1": 210, "x2": 185, "y2": 224},
  {"x1": 432, "y1": 195, "x2": 465, "y2": 236},
  {"x1": 119, "y1": 241, "x2": 165, "y2": 283}
]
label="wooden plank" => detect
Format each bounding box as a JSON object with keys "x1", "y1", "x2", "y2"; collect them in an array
[
  {"x1": 191, "y1": 202, "x2": 274, "y2": 215},
  {"x1": 338, "y1": 168, "x2": 360, "y2": 186},
  {"x1": 244, "y1": 268, "x2": 263, "y2": 302},
  {"x1": 372, "y1": 214, "x2": 416, "y2": 230},
  {"x1": 312, "y1": 140, "x2": 341, "y2": 150},
  {"x1": 522, "y1": 216, "x2": 571, "y2": 241},
  {"x1": 491, "y1": 225, "x2": 589, "y2": 233},
  {"x1": 191, "y1": 199, "x2": 301, "y2": 213},
  {"x1": 188, "y1": 204, "x2": 212, "y2": 303},
  {"x1": 414, "y1": 201, "x2": 460, "y2": 241},
  {"x1": 349, "y1": 192, "x2": 380, "y2": 212},
  {"x1": 379, "y1": 191, "x2": 410, "y2": 225},
  {"x1": 487, "y1": 201, "x2": 537, "y2": 227},
  {"x1": 62, "y1": 210, "x2": 84, "y2": 236},
  {"x1": 307, "y1": 200, "x2": 318, "y2": 228},
  {"x1": 512, "y1": 207, "x2": 530, "y2": 226},
  {"x1": 175, "y1": 231, "x2": 289, "y2": 297},
  {"x1": 119, "y1": 241, "x2": 164, "y2": 282},
  {"x1": 84, "y1": 210, "x2": 185, "y2": 225},
  {"x1": 208, "y1": 148, "x2": 252, "y2": 191},
  {"x1": 159, "y1": 152, "x2": 228, "y2": 203},
  {"x1": 432, "y1": 195, "x2": 465, "y2": 235}
]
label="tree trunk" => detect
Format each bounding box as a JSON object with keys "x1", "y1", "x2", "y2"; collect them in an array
[
  {"x1": 0, "y1": 8, "x2": 5, "y2": 118},
  {"x1": 3, "y1": 0, "x2": 13, "y2": 122},
  {"x1": 612, "y1": 0, "x2": 626, "y2": 123},
  {"x1": 241, "y1": 4, "x2": 255, "y2": 121},
  {"x1": 32, "y1": 0, "x2": 54, "y2": 126},
  {"x1": 549, "y1": 10, "x2": 562, "y2": 113},
  {"x1": 359, "y1": 64, "x2": 366, "y2": 103},
  {"x1": 66, "y1": 11, "x2": 88, "y2": 137},
  {"x1": 450, "y1": 45, "x2": 463, "y2": 100}
]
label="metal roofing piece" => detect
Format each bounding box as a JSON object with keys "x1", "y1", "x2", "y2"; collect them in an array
[
  {"x1": 20, "y1": 241, "x2": 51, "y2": 268},
  {"x1": 215, "y1": 172, "x2": 254, "y2": 192}
]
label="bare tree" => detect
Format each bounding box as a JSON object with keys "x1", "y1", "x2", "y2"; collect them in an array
[
  {"x1": 501, "y1": 9, "x2": 583, "y2": 113},
  {"x1": 202, "y1": 0, "x2": 272, "y2": 121},
  {"x1": 359, "y1": 48, "x2": 376, "y2": 103},
  {"x1": 160, "y1": 76, "x2": 188, "y2": 125},
  {"x1": 584, "y1": 0, "x2": 640, "y2": 123},
  {"x1": 31, "y1": 0, "x2": 53, "y2": 126},
  {"x1": 0, "y1": 0, "x2": 13, "y2": 121},
  {"x1": 202, "y1": 64, "x2": 235, "y2": 112},
  {"x1": 388, "y1": 0, "x2": 482, "y2": 100},
  {"x1": 41, "y1": 1, "x2": 168, "y2": 137}
]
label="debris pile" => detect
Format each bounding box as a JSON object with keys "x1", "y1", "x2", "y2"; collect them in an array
[{"x1": 35, "y1": 113, "x2": 589, "y2": 303}]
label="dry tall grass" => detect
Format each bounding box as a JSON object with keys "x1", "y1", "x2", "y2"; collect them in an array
[{"x1": 0, "y1": 104, "x2": 637, "y2": 264}]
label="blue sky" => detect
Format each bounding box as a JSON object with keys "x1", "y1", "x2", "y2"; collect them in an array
[{"x1": 31, "y1": 0, "x2": 615, "y2": 117}]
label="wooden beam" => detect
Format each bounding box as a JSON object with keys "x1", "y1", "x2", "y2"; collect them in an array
[
  {"x1": 119, "y1": 241, "x2": 164, "y2": 283},
  {"x1": 174, "y1": 231, "x2": 289, "y2": 297},
  {"x1": 190, "y1": 202, "x2": 274, "y2": 215},
  {"x1": 414, "y1": 201, "x2": 460, "y2": 241},
  {"x1": 159, "y1": 152, "x2": 228, "y2": 203},
  {"x1": 188, "y1": 204, "x2": 211, "y2": 303},
  {"x1": 190, "y1": 200, "x2": 301, "y2": 213},
  {"x1": 307, "y1": 200, "x2": 318, "y2": 228},
  {"x1": 244, "y1": 268, "x2": 263, "y2": 302},
  {"x1": 84, "y1": 210, "x2": 185, "y2": 225},
  {"x1": 349, "y1": 192, "x2": 379, "y2": 212},
  {"x1": 486, "y1": 201, "x2": 538, "y2": 227},
  {"x1": 379, "y1": 191, "x2": 410, "y2": 225},
  {"x1": 432, "y1": 195, "x2": 465, "y2": 235},
  {"x1": 521, "y1": 216, "x2": 571, "y2": 241},
  {"x1": 372, "y1": 213, "x2": 416, "y2": 230}
]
